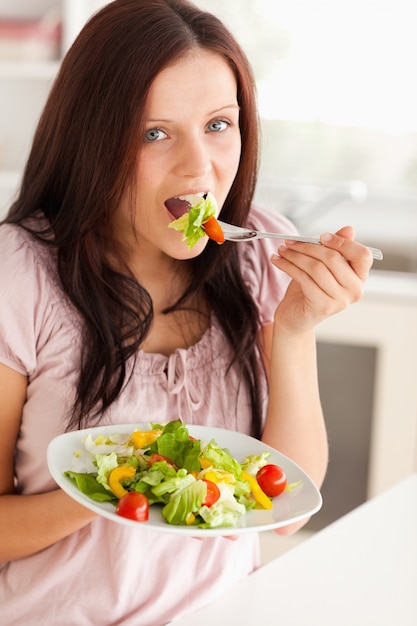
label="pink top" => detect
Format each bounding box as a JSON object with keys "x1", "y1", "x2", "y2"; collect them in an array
[{"x1": 0, "y1": 205, "x2": 295, "y2": 625}]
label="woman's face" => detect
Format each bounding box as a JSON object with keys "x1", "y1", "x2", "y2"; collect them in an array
[{"x1": 117, "y1": 49, "x2": 242, "y2": 260}]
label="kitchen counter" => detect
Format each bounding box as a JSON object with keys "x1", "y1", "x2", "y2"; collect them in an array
[{"x1": 171, "y1": 474, "x2": 417, "y2": 626}]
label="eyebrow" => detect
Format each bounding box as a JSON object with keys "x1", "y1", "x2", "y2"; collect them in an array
[
  {"x1": 209, "y1": 104, "x2": 240, "y2": 115},
  {"x1": 146, "y1": 104, "x2": 240, "y2": 124}
]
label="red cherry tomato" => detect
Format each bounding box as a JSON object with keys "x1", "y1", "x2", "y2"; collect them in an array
[
  {"x1": 256, "y1": 464, "x2": 287, "y2": 497},
  {"x1": 201, "y1": 480, "x2": 221, "y2": 507},
  {"x1": 116, "y1": 492, "x2": 149, "y2": 522},
  {"x1": 202, "y1": 216, "x2": 225, "y2": 244},
  {"x1": 148, "y1": 453, "x2": 177, "y2": 469}
]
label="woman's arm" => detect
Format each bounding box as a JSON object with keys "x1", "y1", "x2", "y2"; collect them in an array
[
  {"x1": 261, "y1": 323, "x2": 328, "y2": 489},
  {"x1": 0, "y1": 363, "x2": 97, "y2": 563},
  {"x1": 260, "y1": 227, "x2": 373, "y2": 534}
]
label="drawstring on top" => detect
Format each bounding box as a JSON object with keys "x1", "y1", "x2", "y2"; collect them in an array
[{"x1": 166, "y1": 349, "x2": 202, "y2": 421}]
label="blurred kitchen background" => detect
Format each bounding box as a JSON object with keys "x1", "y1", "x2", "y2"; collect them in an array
[{"x1": 0, "y1": 0, "x2": 416, "y2": 557}]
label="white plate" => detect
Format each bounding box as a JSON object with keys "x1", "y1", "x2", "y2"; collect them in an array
[{"x1": 47, "y1": 423, "x2": 322, "y2": 537}]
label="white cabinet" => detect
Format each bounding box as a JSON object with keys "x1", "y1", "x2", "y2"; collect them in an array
[{"x1": 0, "y1": 0, "x2": 109, "y2": 216}]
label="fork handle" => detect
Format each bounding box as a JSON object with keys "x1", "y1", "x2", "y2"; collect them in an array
[
  {"x1": 257, "y1": 232, "x2": 321, "y2": 244},
  {"x1": 256, "y1": 233, "x2": 383, "y2": 261}
]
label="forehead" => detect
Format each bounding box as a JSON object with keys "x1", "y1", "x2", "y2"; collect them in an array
[{"x1": 145, "y1": 49, "x2": 238, "y2": 115}]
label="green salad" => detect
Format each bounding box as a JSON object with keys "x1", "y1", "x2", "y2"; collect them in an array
[{"x1": 65, "y1": 419, "x2": 274, "y2": 528}]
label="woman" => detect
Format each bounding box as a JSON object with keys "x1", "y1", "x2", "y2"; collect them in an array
[{"x1": 0, "y1": 1, "x2": 372, "y2": 624}]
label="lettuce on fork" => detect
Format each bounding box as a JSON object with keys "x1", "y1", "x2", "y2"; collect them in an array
[{"x1": 168, "y1": 192, "x2": 218, "y2": 249}]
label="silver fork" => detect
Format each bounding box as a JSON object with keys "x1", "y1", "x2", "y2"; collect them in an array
[{"x1": 217, "y1": 220, "x2": 383, "y2": 261}]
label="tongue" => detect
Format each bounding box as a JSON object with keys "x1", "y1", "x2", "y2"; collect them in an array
[{"x1": 165, "y1": 197, "x2": 190, "y2": 219}]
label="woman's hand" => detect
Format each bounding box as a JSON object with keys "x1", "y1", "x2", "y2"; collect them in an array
[{"x1": 271, "y1": 226, "x2": 373, "y2": 333}]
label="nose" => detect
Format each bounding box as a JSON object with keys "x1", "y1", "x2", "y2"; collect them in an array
[{"x1": 173, "y1": 134, "x2": 212, "y2": 178}]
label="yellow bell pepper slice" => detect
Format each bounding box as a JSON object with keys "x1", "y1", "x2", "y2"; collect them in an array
[
  {"x1": 185, "y1": 512, "x2": 196, "y2": 525},
  {"x1": 241, "y1": 470, "x2": 273, "y2": 510},
  {"x1": 131, "y1": 429, "x2": 162, "y2": 449},
  {"x1": 108, "y1": 464, "x2": 136, "y2": 499},
  {"x1": 199, "y1": 457, "x2": 212, "y2": 470},
  {"x1": 202, "y1": 469, "x2": 235, "y2": 484}
]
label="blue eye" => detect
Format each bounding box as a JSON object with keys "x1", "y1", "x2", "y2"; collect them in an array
[
  {"x1": 145, "y1": 128, "x2": 167, "y2": 142},
  {"x1": 208, "y1": 119, "x2": 229, "y2": 132}
]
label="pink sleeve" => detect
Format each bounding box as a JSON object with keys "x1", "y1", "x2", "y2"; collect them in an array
[
  {"x1": 240, "y1": 205, "x2": 298, "y2": 326},
  {"x1": 0, "y1": 225, "x2": 44, "y2": 375}
]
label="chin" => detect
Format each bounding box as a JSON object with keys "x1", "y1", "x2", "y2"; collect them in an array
[{"x1": 170, "y1": 237, "x2": 209, "y2": 260}]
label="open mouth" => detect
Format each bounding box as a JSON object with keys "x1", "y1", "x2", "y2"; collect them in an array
[
  {"x1": 166, "y1": 192, "x2": 224, "y2": 247},
  {"x1": 165, "y1": 193, "x2": 208, "y2": 219}
]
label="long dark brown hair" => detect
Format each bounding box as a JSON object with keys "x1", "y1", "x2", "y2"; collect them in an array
[{"x1": 3, "y1": 0, "x2": 265, "y2": 437}]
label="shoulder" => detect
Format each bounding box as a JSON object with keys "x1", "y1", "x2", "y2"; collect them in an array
[
  {"x1": 0, "y1": 224, "x2": 37, "y2": 286},
  {"x1": 239, "y1": 205, "x2": 297, "y2": 325},
  {"x1": 0, "y1": 222, "x2": 62, "y2": 374},
  {"x1": 0, "y1": 221, "x2": 57, "y2": 286}
]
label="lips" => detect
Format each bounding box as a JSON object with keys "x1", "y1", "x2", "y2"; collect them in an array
[{"x1": 165, "y1": 193, "x2": 208, "y2": 219}]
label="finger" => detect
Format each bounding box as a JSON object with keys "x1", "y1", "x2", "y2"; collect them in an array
[
  {"x1": 334, "y1": 225, "x2": 355, "y2": 240},
  {"x1": 275, "y1": 244, "x2": 365, "y2": 308},
  {"x1": 280, "y1": 242, "x2": 358, "y2": 295},
  {"x1": 319, "y1": 230, "x2": 373, "y2": 280}
]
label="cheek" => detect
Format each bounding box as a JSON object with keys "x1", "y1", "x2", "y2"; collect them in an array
[
  {"x1": 227, "y1": 137, "x2": 242, "y2": 177},
  {"x1": 216, "y1": 141, "x2": 241, "y2": 187},
  {"x1": 131, "y1": 168, "x2": 163, "y2": 221}
]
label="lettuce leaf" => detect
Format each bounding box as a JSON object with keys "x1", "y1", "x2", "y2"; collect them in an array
[
  {"x1": 95, "y1": 452, "x2": 119, "y2": 490},
  {"x1": 198, "y1": 483, "x2": 247, "y2": 527},
  {"x1": 241, "y1": 452, "x2": 271, "y2": 475},
  {"x1": 134, "y1": 464, "x2": 191, "y2": 505},
  {"x1": 168, "y1": 194, "x2": 217, "y2": 249},
  {"x1": 65, "y1": 471, "x2": 117, "y2": 503},
  {"x1": 82, "y1": 432, "x2": 134, "y2": 457},
  {"x1": 199, "y1": 439, "x2": 242, "y2": 479},
  {"x1": 162, "y1": 479, "x2": 206, "y2": 525},
  {"x1": 148, "y1": 420, "x2": 201, "y2": 472}
]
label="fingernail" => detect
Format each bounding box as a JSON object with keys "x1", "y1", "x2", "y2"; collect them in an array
[{"x1": 321, "y1": 232, "x2": 333, "y2": 242}]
